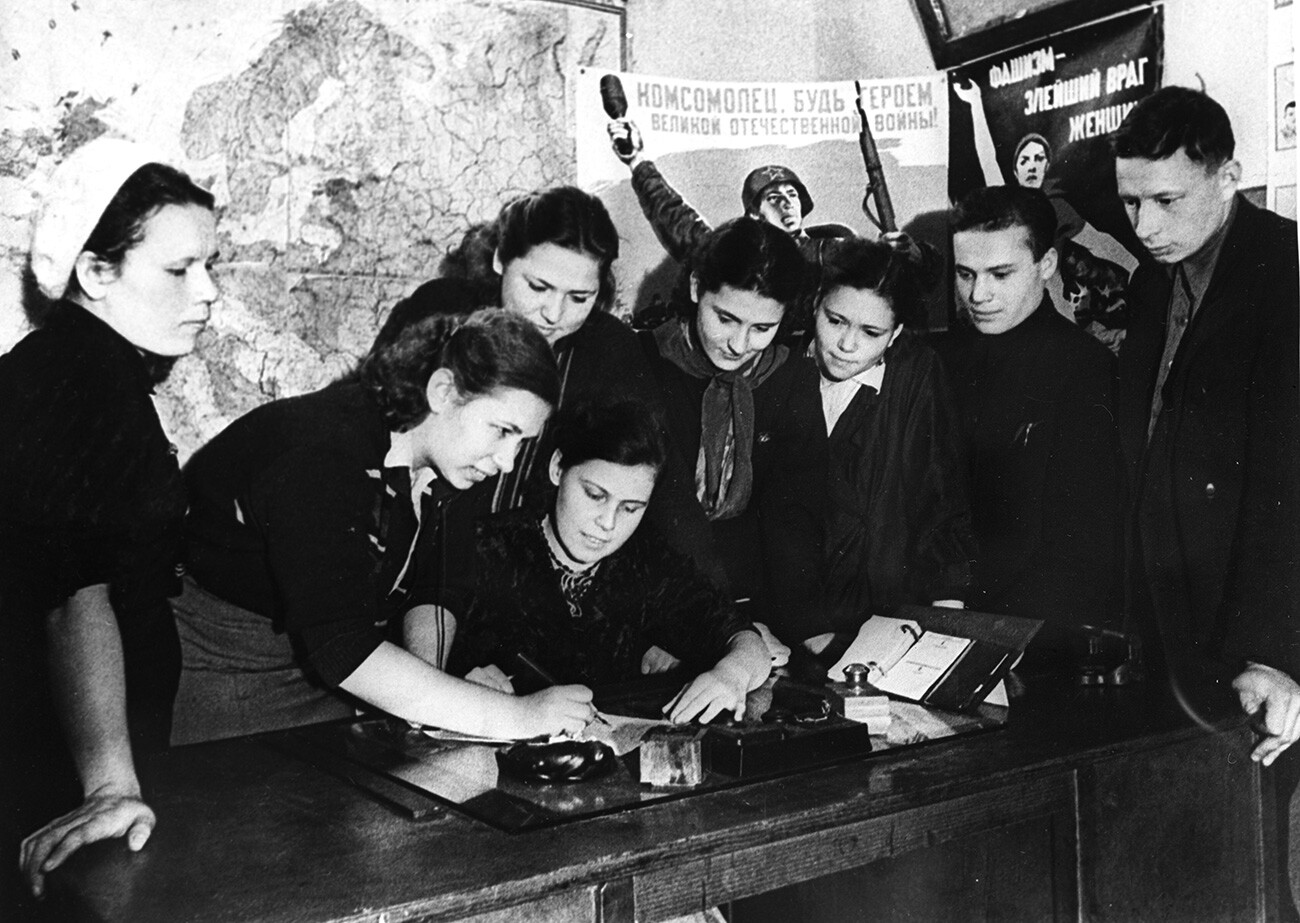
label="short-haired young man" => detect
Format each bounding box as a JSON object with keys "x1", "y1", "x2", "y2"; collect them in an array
[
  {"x1": 938, "y1": 185, "x2": 1122, "y2": 660},
  {"x1": 1113, "y1": 87, "x2": 1300, "y2": 911}
]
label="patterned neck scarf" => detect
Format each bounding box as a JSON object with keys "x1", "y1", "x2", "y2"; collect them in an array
[
  {"x1": 540, "y1": 515, "x2": 601, "y2": 619},
  {"x1": 653, "y1": 318, "x2": 787, "y2": 520}
]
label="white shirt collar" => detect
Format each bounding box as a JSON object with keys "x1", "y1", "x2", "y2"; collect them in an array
[
  {"x1": 384, "y1": 430, "x2": 437, "y2": 515},
  {"x1": 818, "y1": 360, "x2": 886, "y2": 434}
]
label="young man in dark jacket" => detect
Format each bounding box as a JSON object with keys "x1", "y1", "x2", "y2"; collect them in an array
[
  {"x1": 1113, "y1": 86, "x2": 1300, "y2": 917},
  {"x1": 938, "y1": 185, "x2": 1123, "y2": 661}
]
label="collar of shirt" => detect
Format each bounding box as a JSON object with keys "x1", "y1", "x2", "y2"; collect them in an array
[
  {"x1": 1175, "y1": 196, "x2": 1237, "y2": 313},
  {"x1": 818, "y1": 360, "x2": 886, "y2": 433},
  {"x1": 384, "y1": 429, "x2": 437, "y2": 519}
]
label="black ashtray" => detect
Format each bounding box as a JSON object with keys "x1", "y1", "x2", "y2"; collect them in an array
[{"x1": 497, "y1": 739, "x2": 617, "y2": 784}]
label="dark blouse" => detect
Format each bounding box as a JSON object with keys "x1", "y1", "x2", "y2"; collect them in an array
[
  {"x1": 0, "y1": 303, "x2": 184, "y2": 751},
  {"x1": 637, "y1": 325, "x2": 827, "y2": 630},
  {"x1": 815, "y1": 332, "x2": 975, "y2": 636},
  {"x1": 448, "y1": 509, "x2": 752, "y2": 687},
  {"x1": 184, "y1": 381, "x2": 472, "y2": 687}
]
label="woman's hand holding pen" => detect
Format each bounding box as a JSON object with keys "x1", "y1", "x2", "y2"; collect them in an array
[{"x1": 515, "y1": 684, "x2": 596, "y2": 738}]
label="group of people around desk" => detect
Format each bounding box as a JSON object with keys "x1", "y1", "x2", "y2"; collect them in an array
[{"x1": 1, "y1": 84, "x2": 1297, "y2": 918}]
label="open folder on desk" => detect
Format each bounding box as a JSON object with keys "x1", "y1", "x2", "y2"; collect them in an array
[{"x1": 827, "y1": 606, "x2": 1042, "y2": 713}]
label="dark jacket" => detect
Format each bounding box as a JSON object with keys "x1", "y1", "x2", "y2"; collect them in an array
[
  {"x1": 938, "y1": 298, "x2": 1123, "y2": 647},
  {"x1": 448, "y1": 509, "x2": 752, "y2": 687},
  {"x1": 638, "y1": 325, "x2": 826, "y2": 634},
  {"x1": 1117, "y1": 197, "x2": 1300, "y2": 679},
  {"x1": 816, "y1": 333, "x2": 975, "y2": 635},
  {"x1": 0, "y1": 304, "x2": 184, "y2": 754}
]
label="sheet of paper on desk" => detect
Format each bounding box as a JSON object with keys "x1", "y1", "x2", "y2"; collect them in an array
[
  {"x1": 827, "y1": 615, "x2": 923, "y2": 682},
  {"x1": 873, "y1": 631, "x2": 972, "y2": 700},
  {"x1": 579, "y1": 712, "x2": 672, "y2": 756}
]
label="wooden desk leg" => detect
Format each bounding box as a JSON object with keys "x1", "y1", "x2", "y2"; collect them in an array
[{"x1": 597, "y1": 876, "x2": 636, "y2": 923}]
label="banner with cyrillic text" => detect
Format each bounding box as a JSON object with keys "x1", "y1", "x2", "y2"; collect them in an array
[{"x1": 575, "y1": 69, "x2": 949, "y2": 320}]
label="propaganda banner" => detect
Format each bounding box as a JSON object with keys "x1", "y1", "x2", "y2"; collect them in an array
[
  {"x1": 575, "y1": 68, "x2": 949, "y2": 321},
  {"x1": 948, "y1": 7, "x2": 1163, "y2": 346}
]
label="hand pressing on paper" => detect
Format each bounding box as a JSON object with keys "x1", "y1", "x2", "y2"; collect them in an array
[
  {"x1": 663, "y1": 630, "x2": 771, "y2": 724},
  {"x1": 664, "y1": 662, "x2": 752, "y2": 725},
  {"x1": 1235, "y1": 663, "x2": 1300, "y2": 767}
]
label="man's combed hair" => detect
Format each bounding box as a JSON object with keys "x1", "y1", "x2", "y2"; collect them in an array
[
  {"x1": 1112, "y1": 86, "x2": 1235, "y2": 170},
  {"x1": 818, "y1": 237, "x2": 926, "y2": 329},
  {"x1": 950, "y1": 185, "x2": 1058, "y2": 262},
  {"x1": 358, "y1": 307, "x2": 559, "y2": 431},
  {"x1": 686, "y1": 217, "x2": 805, "y2": 316},
  {"x1": 554, "y1": 398, "x2": 667, "y2": 474}
]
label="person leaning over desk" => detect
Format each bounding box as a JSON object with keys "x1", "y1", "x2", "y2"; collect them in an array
[
  {"x1": 0, "y1": 138, "x2": 219, "y2": 911},
  {"x1": 434, "y1": 398, "x2": 771, "y2": 724},
  {"x1": 774, "y1": 235, "x2": 975, "y2": 659},
  {"x1": 171, "y1": 309, "x2": 596, "y2": 746},
  {"x1": 638, "y1": 217, "x2": 826, "y2": 643}
]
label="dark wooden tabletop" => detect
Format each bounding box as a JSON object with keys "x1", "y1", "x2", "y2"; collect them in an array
[{"x1": 46, "y1": 672, "x2": 1254, "y2": 923}]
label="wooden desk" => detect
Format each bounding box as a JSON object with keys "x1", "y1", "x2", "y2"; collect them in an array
[{"x1": 48, "y1": 675, "x2": 1275, "y2": 922}]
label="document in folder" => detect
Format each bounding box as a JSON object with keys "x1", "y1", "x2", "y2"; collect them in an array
[{"x1": 827, "y1": 608, "x2": 1041, "y2": 713}]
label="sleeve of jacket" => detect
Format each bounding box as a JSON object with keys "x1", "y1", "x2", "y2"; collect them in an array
[
  {"x1": 755, "y1": 359, "x2": 828, "y2": 642},
  {"x1": 640, "y1": 532, "x2": 754, "y2": 672},
  {"x1": 630, "y1": 160, "x2": 715, "y2": 265},
  {"x1": 904, "y1": 349, "x2": 976, "y2": 604},
  {"x1": 1219, "y1": 229, "x2": 1300, "y2": 677}
]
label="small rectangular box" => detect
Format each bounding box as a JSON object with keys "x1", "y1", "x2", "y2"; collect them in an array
[{"x1": 639, "y1": 726, "x2": 705, "y2": 787}]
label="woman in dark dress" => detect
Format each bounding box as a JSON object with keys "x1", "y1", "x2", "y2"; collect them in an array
[
  {"x1": 0, "y1": 138, "x2": 218, "y2": 906},
  {"x1": 792, "y1": 237, "x2": 975, "y2": 654},
  {"x1": 638, "y1": 217, "x2": 824, "y2": 634},
  {"x1": 443, "y1": 399, "x2": 771, "y2": 723},
  {"x1": 173, "y1": 310, "x2": 596, "y2": 745}
]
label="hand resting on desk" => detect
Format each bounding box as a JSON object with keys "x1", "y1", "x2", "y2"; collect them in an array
[{"x1": 21, "y1": 786, "x2": 154, "y2": 899}]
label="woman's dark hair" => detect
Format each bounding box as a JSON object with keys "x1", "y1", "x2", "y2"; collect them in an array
[
  {"x1": 553, "y1": 398, "x2": 667, "y2": 475},
  {"x1": 66, "y1": 162, "x2": 215, "y2": 298},
  {"x1": 358, "y1": 307, "x2": 560, "y2": 431},
  {"x1": 683, "y1": 217, "x2": 804, "y2": 317},
  {"x1": 817, "y1": 237, "x2": 926, "y2": 329},
  {"x1": 439, "y1": 186, "x2": 620, "y2": 314}
]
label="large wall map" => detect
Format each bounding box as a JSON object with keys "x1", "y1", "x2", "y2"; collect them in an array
[{"x1": 1, "y1": 0, "x2": 622, "y2": 459}]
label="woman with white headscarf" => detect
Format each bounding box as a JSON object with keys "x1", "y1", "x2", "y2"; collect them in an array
[{"x1": 0, "y1": 138, "x2": 218, "y2": 907}]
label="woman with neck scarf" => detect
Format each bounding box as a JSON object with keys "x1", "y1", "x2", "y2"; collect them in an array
[
  {"x1": 443, "y1": 399, "x2": 771, "y2": 724},
  {"x1": 638, "y1": 217, "x2": 824, "y2": 630}
]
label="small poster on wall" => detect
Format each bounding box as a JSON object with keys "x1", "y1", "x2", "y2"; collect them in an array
[{"x1": 1268, "y1": 1, "x2": 1295, "y2": 217}]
